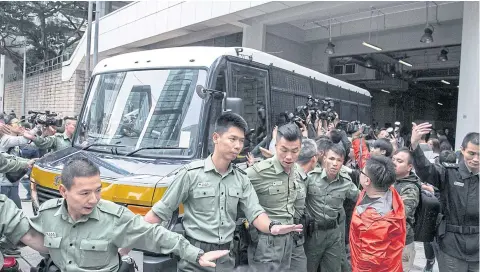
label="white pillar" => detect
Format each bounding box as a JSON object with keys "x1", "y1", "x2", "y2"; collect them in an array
[
  {"x1": 455, "y1": 2, "x2": 479, "y2": 149},
  {"x1": 242, "y1": 22, "x2": 266, "y2": 51},
  {"x1": 0, "y1": 55, "x2": 5, "y2": 113}
]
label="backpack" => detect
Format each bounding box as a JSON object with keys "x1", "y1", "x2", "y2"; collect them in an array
[{"x1": 407, "y1": 182, "x2": 441, "y2": 242}]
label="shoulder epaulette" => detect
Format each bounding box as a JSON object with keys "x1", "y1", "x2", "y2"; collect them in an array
[
  {"x1": 310, "y1": 166, "x2": 323, "y2": 174},
  {"x1": 442, "y1": 162, "x2": 459, "y2": 168},
  {"x1": 253, "y1": 159, "x2": 272, "y2": 172},
  {"x1": 96, "y1": 199, "x2": 124, "y2": 217},
  {"x1": 186, "y1": 160, "x2": 204, "y2": 170},
  {"x1": 38, "y1": 198, "x2": 63, "y2": 212},
  {"x1": 339, "y1": 170, "x2": 352, "y2": 181},
  {"x1": 232, "y1": 164, "x2": 247, "y2": 175},
  {"x1": 0, "y1": 194, "x2": 7, "y2": 202}
]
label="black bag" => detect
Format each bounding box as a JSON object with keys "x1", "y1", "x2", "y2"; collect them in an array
[
  {"x1": 5, "y1": 168, "x2": 28, "y2": 183},
  {"x1": 411, "y1": 183, "x2": 441, "y2": 242}
]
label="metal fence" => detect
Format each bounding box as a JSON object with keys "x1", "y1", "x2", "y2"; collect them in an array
[{"x1": 5, "y1": 53, "x2": 71, "y2": 83}]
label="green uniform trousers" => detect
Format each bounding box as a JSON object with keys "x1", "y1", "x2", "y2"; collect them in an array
[
  {"x1": 247, "y1": 232, "x2": 293, "y2": 271},
  {"x1": 304, "y1": 227, "x2": 343, "y2": 272}
]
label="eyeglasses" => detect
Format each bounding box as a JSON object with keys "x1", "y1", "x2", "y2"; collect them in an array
[{"x1": 360, "y1": 170, "x2": 369, "y2": 179}]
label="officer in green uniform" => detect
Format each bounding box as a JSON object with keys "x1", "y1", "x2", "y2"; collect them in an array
[
  {"x1": 290, "y1": 138, "x2": 318, "y2": 272},
  {"x1": 141, "y1": 113, "x2": 302, "y2": 272},
  {"x1": 0, "y1": 152, "x2": 32, "y2": 173},
  {"x1": 23, "y1": 117, "x2": 76, "y2": 152},
  {"x1": 246, "y1": 123, "x2": 303, "y2": 270},
  {"x1": 304, "y1": 143, "x2": 359, "y2": 272},
  {"x1": 29, "y1": 157, "x2": 229, "y2": 272},
  {"x1": 0, "y1": 195, "x2": 48, "y2": 256}
]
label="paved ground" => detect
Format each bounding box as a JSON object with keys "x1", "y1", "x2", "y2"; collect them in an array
[{"x1": 15, "y1": 186, "x2": 438, "y2": 272}]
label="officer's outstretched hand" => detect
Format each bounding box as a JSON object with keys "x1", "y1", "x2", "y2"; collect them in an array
[
  {"x1": 198, "y1": 250, "x2": 229, "y2": 267},
  {"x1": 271, "y1": 224, "x2": 303, "y2": 235}
]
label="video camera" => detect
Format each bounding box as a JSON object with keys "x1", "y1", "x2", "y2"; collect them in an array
[
  {"x1": 337, "y1": 120, "x2": 372, "y2": 135},
  {"x1": 27, "y1": 110, "x2": 63, "y2": 127}
]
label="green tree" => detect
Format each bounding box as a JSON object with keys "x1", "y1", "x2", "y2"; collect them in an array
[{"x1": 0, "y1": 1, "x2": 88, "y2": 71}]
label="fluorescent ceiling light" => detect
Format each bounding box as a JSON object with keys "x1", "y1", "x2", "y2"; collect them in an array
[
  {"x1": 437, "y1": 102, "x2": 443, "y2": 106},
  {"x1": 381, "y1": 89, "x2": 390, "y2": 93},
  {"x1": 398, "y1": 60, "x2": 413, "y2": 67},
  {"x1": 441, "y1": 80, "x2": 451, "y2": 85},
  {"x1": 362, "y1": 41, "x2": 382, "y2": 51}
]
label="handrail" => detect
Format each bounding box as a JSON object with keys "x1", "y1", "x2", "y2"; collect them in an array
[{"x1": 5, "y1": 53, "x2": 71, "y2": 83}]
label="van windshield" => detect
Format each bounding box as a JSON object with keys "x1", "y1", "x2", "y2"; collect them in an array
[{"x1": 75, "y1": 69, "x2": 206, "y2": 158}]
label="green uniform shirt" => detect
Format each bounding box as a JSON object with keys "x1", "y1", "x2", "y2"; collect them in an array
[
  {"x1": 294, "y1": 165, "x2": 307, "y2": 219},
  {"x1": 30, "y1": 198, "x2": 200, "y2": 272},
  {"x1": 33, "y1": 132, "x2": 71, "y2": 152},
  {"x1": 0, "y1": 194, "x2": 31, "y2": 244},
  {"x1": 305, "y1": 168, "x2": 359, "y2": 223},
  {"x1": 0, "y1": 153, "x2": 29, "y2": 173},
  {"x1": 246, "y1": 156, "x2": 298, "y2": 225},
  {"x1": 152, "y1": 155, "x2": 264, "y2": 244}
]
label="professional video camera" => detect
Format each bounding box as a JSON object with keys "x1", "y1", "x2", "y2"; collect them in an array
[
  {"x1": 27, "y1": 110, "x2": 63, "y2": 127},
  {"x1": 282, "y1": 111, "x2": 304, "y2": 127},
  {"x1": 337, "y1": 120, "x2": 372, "y2": 135}
]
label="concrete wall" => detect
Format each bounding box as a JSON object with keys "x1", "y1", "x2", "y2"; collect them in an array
[
  {"x1": 4, "y1": 69, "x2": 86, "y2": 117},
  {"x1": 265, "y1": 33, "x2": 313, "y2": 68}
]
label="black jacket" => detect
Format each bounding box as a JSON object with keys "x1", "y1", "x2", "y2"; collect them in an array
[{"x1": 412, "y1": 146, "x2": 479, "y2": 261}]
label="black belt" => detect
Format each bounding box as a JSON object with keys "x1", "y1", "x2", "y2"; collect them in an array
[
  {"x1": 313, "y1": 219, "x2": 338, "y2": 231},
  {"x1": 186, "y1": 236, "x2": 231, "y2": 251},
  {"x1": 446, "y1": 224, "x2": 479, "y2": 234}
]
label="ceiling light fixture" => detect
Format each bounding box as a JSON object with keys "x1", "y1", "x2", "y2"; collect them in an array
[
  {"x1": 437, "y1": 102, "x2": 443, "y2": 106},
  {"x1": 381, "y1": 89, "x2": 390, "y2": 93},
  {"x1": 363, "y1": 8, "x2": 383, "y2": 51},
  {"x1": 398, "y1": 59, "x2": 413, "y2": 67},
  {"x1": 441, "y1": 80, "x2": 450, "y2": 85},
  {"x1": 325, "y1": 19, "x2": 335, "y2": 55},
  {"x1": 438, "y1": 48, "x2": 449, "y2": 62},
  {"x1": 420, "y1": 2, "x2": 434, "y2": 43}
]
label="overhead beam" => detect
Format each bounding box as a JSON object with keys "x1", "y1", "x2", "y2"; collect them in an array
[{"x1": 305, "y1": 1, "x2": 463, "y2": 42}]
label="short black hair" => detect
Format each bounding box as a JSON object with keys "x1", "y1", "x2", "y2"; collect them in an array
[
  {"x1": 373, "y1": 138, "x2": 394, "y2": 157},
  {"x1": 438, "y1": 135, "x2": 449, "y2": 145},
  {"x1": 329, "y1": 129, "x2": 342, "y2": 144},
  {"x1": 429, "y1": 138, "x2": 441, "y2": 154},
  {"x1": 365, "y1": 155, "x2": 396, "y2": 192},
  {"x1": 298, "y1": 138, "x2": 317, "y2": 165},
  {"x1": 316, "y1": 137, "x2": 333, "y2": 154},
  {"x1": 61, "y1": 158, "x2": 100, "y2": 190},
  {"x1": 326, "y1": 143, "x2": 345, "y2": 158},
  {"x1": 439, "y1": 150, "x2": 457, "y2": 163},
  {"x1": 393, "y1": 147, "x2": 413, "y2": 165},
  {"x1": 462, "y1": 132, "x2": 479, "y2": 149},
  {"x1": 440, "y1": 141, "x2": 453, "y2": 151},
  {"x1": 214, "y1": 112, "x2": 248, "y2": 135},
  {"x1": 276, "y1": 123, "x2": 302, "y2": 143}
]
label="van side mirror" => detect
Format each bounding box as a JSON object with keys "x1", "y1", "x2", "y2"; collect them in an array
[{"x1": 224, "y1": 97, "x2": 244, "y2": 116}]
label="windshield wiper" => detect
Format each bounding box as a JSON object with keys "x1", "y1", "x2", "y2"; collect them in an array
[
  {"x1": 125, "y1": 146, "x2": 187, "y2": 156},
  {"x1": 82, "y1": 143, "x2": 127, "y2": 151}
]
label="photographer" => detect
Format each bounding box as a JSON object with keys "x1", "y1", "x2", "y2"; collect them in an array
[{"x1": 24, "y1": 117, "x2": 76, "y2": 153}]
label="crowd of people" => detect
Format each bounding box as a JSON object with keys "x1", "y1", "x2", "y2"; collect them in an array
[{"x1": 0, "y1": 109, "x2": 478, "y2": 272}]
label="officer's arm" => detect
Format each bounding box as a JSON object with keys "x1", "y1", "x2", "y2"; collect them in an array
[
  {"x1": 346, "y1": 180, "x2": 360, "y2": 202},
  {"x1": 19, "y1": 228, "x2": 48, "y2": 253},
  {"x1": 0, "y1": 153, "x2": 29, "y2": 173},
  {"x1": 146, "y1": 168, "x2": 190, "y2": 224},
  {"x1": 114, "y1": 208, "x2": 201, "y2": 264},
  {"x1": 238, "y1": 175, "x2": 266, "y2": 230},
  {"x1": 32, "y1": 135, "x2": 57, "y2": 150},
  {"x1": 411, "y1": 145, "x2": 443, "y2": 189}
]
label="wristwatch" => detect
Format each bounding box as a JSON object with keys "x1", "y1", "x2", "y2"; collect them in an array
[
  {"x1": 196, "y1": 249, "x2": 205, "y2": 263},
  {"x1": 269, "y1": 220, "x2": 282, "y2": 233}
]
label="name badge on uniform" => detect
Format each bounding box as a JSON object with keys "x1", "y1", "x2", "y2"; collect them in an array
[
  {"x1": 453, "y1": 181, "x2": 464, "y2": 187},
  {"x1": 272, "y1": 181, "x2": 283, "y2": 186},
  {"x1": 197, "y1": 182, "x2": 211, "y2": 188},
  {"x1": 45, "y1": 232, "x2": 57, "y2": 238}
]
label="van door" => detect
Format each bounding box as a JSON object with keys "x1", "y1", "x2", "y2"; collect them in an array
[{"x1": 227, "y1": 62, "x2": 269, "y2": 156}]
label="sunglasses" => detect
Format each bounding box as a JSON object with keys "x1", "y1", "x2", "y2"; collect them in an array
[{"x1": 360, "y1": 170, "x2": 369, "y2": 179}]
